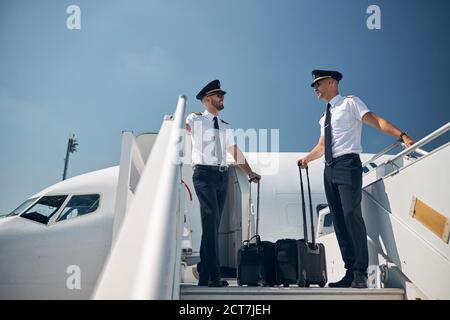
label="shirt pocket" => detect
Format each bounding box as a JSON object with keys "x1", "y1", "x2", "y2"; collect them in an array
[
  {"x1": 202, "y1": 128, "x2": 215, "y2": 143},
  {"x1": 331, "y1": 109, "x2": 352, "y2": 132}
]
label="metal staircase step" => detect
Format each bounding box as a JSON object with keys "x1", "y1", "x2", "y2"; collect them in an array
[{"x1": 180, "y1": 282, "x2": 404, "y2": 300}]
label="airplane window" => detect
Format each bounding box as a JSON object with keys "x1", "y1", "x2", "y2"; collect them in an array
[
  {"x1": 21, "y1": 195, "x2": 68, "y2": 224},
  {"x1": 56, "y1": 194, "x2": 100, "y2": 222},
  {"x1": 2, "y1": 197, "x2": 39, "y2": 218},
  {"x1": 323, "y1": 213, "x2": 333, "y2": 227}
]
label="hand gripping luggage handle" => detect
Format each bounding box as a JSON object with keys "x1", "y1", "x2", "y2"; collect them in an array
[{"x1": 298, "y1": 166, "x2": 316, "y2": 248}]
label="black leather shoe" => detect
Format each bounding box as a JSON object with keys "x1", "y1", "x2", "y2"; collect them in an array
[
  {"x1": 328, "y1": 270, "x2": 353, "y2": 288},
  {"x1": 198, "y1": 277, "x2": 208, "y2": 286},
  {"x1": 208, "y1": 279, "x2": 229, "y2": 287},
  {"x1": 351, "y1": 271, "x2": 368, "y2": 288}
]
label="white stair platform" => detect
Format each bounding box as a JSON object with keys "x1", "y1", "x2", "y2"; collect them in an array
[{"x1": 180, "y1": 281, "x2": 405, "y2": 300}]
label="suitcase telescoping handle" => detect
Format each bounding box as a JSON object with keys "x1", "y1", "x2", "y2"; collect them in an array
[
  {"x1": 298, "y1": 166, "x2": 316, "y2": 248},
  {"x1": 256, "y1": 181, "x2": 260, "y2": 235},
  {"x1": 248, "y1": 181, "x2": 261, "y2": 240}
]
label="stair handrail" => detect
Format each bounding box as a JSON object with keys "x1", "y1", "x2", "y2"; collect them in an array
[
  {"x1": 92, "y1": 95, "x2": 187, "y2": 299},
  {"x1": 362, "y1": 140, "x2": 402, "y2": 168},
  {"x1": 362, "y1": 122, "x2": 449, "y2": 168},
  {"x1": 388, "y1": 122, "x2": 449, "y2": 164}
]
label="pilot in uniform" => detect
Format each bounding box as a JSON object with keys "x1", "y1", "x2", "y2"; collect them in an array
[
  {"x1": 186, "y1": 80, "x2": 261, "y2": 287},
  {"x1": 298, "y1": 70, "x2": 414, "y2": 288}
]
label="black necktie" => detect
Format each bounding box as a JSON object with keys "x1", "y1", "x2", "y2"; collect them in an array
[
  {"x1": 324, "y1": 103, "x2": 332, "y2": 165},
  {"x1": 213, "y1": 117, "x2": 223, "y2": 164}
]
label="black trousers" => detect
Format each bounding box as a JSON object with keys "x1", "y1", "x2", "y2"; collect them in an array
[
  {"x1": 324, "y1": 154, "x2": 368, "y2": 273},
  {"x1": 192, "y1": 165, "x2": 229, "y2": 281}
]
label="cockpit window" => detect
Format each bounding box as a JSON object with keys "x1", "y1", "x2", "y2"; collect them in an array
[
  {"x1": 56, "y1": 194, "x2": 100, "y2": 222},
  {"x1": 21, "y1": 195, "x2": 67, "y2": 224},
  {"x1": 3, "y1": 197, "x2": 39, "y2": 217}
]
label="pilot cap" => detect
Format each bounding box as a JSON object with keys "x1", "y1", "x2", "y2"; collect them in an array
[
  {"x1": 196, "y1": 80, "x2": 227, "y2": 100},
  {"x1": 311, "y1": 70, "x2": 343, "y2": 87}
]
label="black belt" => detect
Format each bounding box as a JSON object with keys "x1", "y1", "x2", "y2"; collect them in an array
[
  {"x1": 194, "y1": 164, "x2": 229, "y2": 172},
  {"x1": 326, "y1": 153, "x2": 360, "y2": 166}
]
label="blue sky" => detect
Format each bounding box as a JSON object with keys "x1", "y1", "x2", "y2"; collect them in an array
[{"x1": 1, "y1": 0, "x2": 449, "y2": 214}]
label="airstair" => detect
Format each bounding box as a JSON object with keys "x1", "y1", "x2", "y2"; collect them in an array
[
  {"x1": 317, "y1": 122, "x2": 450, "y2": 300},
  {"x1": 361, "y1": 124, "x2": 450, "y2": 299},
  {"x1": 92, "y1": 95, "x2": 449, "y2": 300},
  {"x1": 180, "y1": 282, "x2": 404, "y2": 300}
]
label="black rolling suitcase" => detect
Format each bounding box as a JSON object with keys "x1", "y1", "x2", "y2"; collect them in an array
[
  {"x1": 275, "y1": 238, "x2": 298, "y2": 287},
  {"x1": 296, "y1": 166, "x2": 327, "y2": 287},
  {"x1": 237, "y1": 182, "x2": 276, "y2": 286}
]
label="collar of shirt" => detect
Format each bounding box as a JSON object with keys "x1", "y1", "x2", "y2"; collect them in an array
[
  {"x1": 328, "y1": 94, "x2": 343, "y2": 109},
  {"x1": 202, "y1": 110, "x2": 220, "y2": 123}
]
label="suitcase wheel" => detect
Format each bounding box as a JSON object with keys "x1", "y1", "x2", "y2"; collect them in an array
[
  {"x1": 319, "y1": 281, "x2": 326, "y2": 288},
  {"x1": 298, "y1": 270, "x2": 307, "y2": 287}
]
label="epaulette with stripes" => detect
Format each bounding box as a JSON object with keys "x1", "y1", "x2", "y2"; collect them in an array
[
  {"x1": 220, "y1": 119, "x2": 230, "y2": 125},
  {"x1": 192, "y1": 112, "x2": 203, "y2": 116}
]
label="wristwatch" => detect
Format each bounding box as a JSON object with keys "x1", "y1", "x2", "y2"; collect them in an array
[{"x1": 399, "y1": 132, "x2": 407, "y2": 140}]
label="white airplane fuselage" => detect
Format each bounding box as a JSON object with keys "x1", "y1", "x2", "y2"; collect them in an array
[
  {"x1": 0, "y1": 167, "x2": 118, "y2": 299},
  {"x1": 0, "y1": 152, "x2": 363, "y2": 299}
]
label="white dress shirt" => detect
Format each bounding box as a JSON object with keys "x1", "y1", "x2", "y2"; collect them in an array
[
  {"x1": 319, "y1": 94, "x2": 370, "y2": 158},
  {"x1": 186, "y1": 110, "x2": 235, "y2": 166}
]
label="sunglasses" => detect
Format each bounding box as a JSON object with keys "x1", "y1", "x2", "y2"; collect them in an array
[{"x1": 313, "y1": 80, "x2": 324, "y2": 88}]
